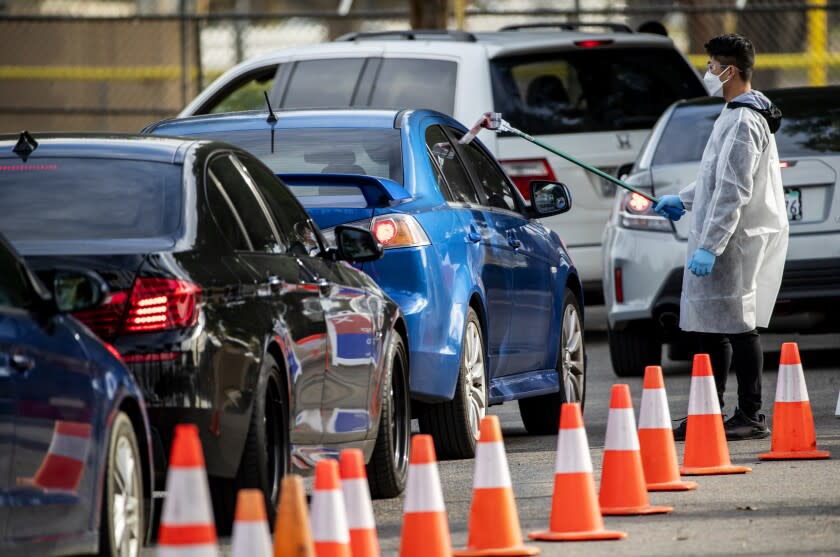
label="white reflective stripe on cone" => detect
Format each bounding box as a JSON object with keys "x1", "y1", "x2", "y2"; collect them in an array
[
  {"x1": 775, "y1": 363, "x2": 809, "y2": 402},
  {"x1": 403, "y1": 463, "x2": 446, "y2": 513},
  {"x1": 688, "y1": 376, "x2": 722, "y2": 415},
  {"x1": 473, "y1": 441, "x2": 511, "y2": 489},
  {"x1": 554, "y1": 427, "x2": 593, "y2": 474},
  {"x1": 311, "y1": 489, "x2": 350, "y2": 543},
  {"x1": 158, "y1": 544, "x2": 219, "y2": 557},
  {"x1": 231, "y1": 521, "x2": 272, "y2": 557},
  {"x1": 638, "y1": 388, "x2": 671, "y2": 429},
  {"x1": 836, "y1": 390, "x2": 840, "y2": 417},
  {"x1": 342, "y1": 478, "x2": 376, "y2": 530},
  {"x1": 48, "y1": 433, "x2": 90, "y2": 460},
  {"x1": 604, "y1": 408, "x2": 640, "y2": 451},
  {"x1": 161, "y1": 468, "x2": 215, "y2": 526}
]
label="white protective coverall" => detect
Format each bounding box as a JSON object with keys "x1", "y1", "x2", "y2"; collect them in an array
[{"x1": 678, "y1": 91, "x2": 789, "y2": 334}]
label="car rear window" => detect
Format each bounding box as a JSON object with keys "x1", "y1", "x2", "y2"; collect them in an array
[
  {"x1": 0, "y1": 158, "x2": 182, "y2": 243},
  {"x1": 188, "y1": 128, "x2": 404, "y2": 184},
  {"x1": 491, "y1": 47, "x2": 705, "y2": 135},
  {"x1": 653, "y1": 95, "x2": 840, "y2": 165}
]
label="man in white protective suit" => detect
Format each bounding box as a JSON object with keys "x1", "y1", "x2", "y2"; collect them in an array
[{"x1": 654, "y1": 34, "x2": 789, "y2": 441}]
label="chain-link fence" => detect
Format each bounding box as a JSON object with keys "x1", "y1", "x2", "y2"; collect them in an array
[{"x1": 1, "y1": 1, "x2": 838, "y2": 133}]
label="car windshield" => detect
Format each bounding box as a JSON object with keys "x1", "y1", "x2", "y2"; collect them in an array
[
  {"x1": 185, "y1": 128, "x2": 404, "y2": 184},
  {"x1": 491, "y1": 47, "x2": 706, "y2": 135},
  {"x1": 653, "y1": 94, "x2": 840, "y2": 165},
  {"x1": 0, "y1": 158, "x2": 182, "y2": 243}
]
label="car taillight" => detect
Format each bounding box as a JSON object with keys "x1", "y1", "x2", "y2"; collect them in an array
[
  {"x1": 73, "y1": 290, "x2": 128, "y2": 339},
  {"x1": 614, "y1": 267, "x2": 624, "y2": 304},
  {"x1": 574, "y1": 39, "x2": 614, "y2": 48},
  {"x1": 619, "y1": 191, "x2": 672, "y2": 232},
  {"x1": 500, "y1": 158, "x2": 556, "y2": 199},
  {"x1": 370, "y1": 214, "x2": 430, "y2": 248},
  {"x1": 123, "y1": 278, "x2": 201, "y2": 333}
]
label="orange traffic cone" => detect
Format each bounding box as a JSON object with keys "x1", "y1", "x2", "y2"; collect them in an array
[
  {"x1": 399, "y1": 434, "x2": 452, "y2": 557},
  {"x1": 759, "y1": 343, "x2": 830, "y2": 460},
  {"x1": 638, "y1": 366, "x2": 698, "y2": 491},
  {"x1": 599, "y1": 384, "x2": 672, "y2": 515},
  {"x1": 528, "y1": 403, "x2": 625, "y2": 541},
  {"x1": 17, "y1": 421, "x2": 91, "y2": 493},
  {"x1": 455, "y1": 415, "x2": 539, "y2": 556},
  {"x1": 681, "y1": 354, "x2": 752, "y2": 475},
  {"x1": 157, "y1": 424, "x2": 218, "y2": 557},
  {"x1": 311, "y1": 460, "x2": 352, "y2": 557},
  {"x1": 273, "y1": 475, "x2": 315, "y2": 557},
  {"x1": 339, "y1": 449, "x2": 381, "y2": 557},
  {"x1": 232, "y1": 489, "x2": 273, "y2": 557}
]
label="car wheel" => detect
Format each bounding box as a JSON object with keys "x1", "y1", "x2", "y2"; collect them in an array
[
  {"x1": 100, "y1": 411, "x2": 144, "y2": 557},
  {"x1": 211, "y1": 353, "x2": 289, "y2": 535},
  {"x1": 519, "y1": 288, "x2": 586, "y2": 435},
  {"x1": 608, "y1": 321, "x2": 662, "y2": 377},
  {"x1": 366, "y1": 331, "x2": 410, "y2": 499},
  {"x1": 419, "y1": 307, "x2": 486, "y2": 459}
]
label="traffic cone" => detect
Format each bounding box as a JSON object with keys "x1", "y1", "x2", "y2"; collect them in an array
[
  {"x1": 638, "y1": 366, "x2": 698, "y2": 492},
  {"x1": 339, "y1": 449, "x2": 380, "y2": 557},
  {"x1": 528, "y1": 403, "x2": 626, "y2": 541},
  {"x1": 759, "y1": 343, "x2": 830, "y2": 460},
  {"x1": 273, "y1": 475, "x2": 315, "y2": 557},
  {"x1": 231, "y1": 489, "x2": 272, "y2": 557},
  {"x1": 835, "y1": 389, "x2": 840, "y2": 418},
  {"x1": 17, "y1": 421, "x2": 91, "y2": 492},
  {"x1": 681, "y1": 354, "x2": 752, "y2": 475},
  {"x1": 599, "y1": 384, "x2": 672, "y2": 515},
  {"x1": 157, "y1": 424, "x2": 218, "y2": 557},
  {"x1": 311, "y1": 460, "x2": 352, "y2": 557},
  {"x1": 455, "y1": 415, "x2": 539, "y2": 556},
  {"x1": 399, "y1": 434, "x2": 452, "y2": 557}
]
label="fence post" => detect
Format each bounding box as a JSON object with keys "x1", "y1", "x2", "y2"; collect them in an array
[{"x1": 807, "y1": 0, "x2": 827, "y2": 86}]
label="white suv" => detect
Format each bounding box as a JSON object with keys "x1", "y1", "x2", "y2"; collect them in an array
[
  {"x1": 180, "y1": 26, "x2": 706, "y2": 304},
  {"x1": 602, "y1": 87, "x2": 840, "y2": 377}
]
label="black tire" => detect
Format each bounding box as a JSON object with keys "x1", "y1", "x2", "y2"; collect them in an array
[
  {"x1": 519, "y1": 288, "x2": 586, "y2": 435},
  {"x1": 419, "y1": 307, "x2": 486, "y2": 460},
  {"x1": 366, "y1": 332, "x2": 410, "y2": 499},
  {"x1": 608, "y1": 321, "x2": 662, "y2": 377},
  {"x1": 100, "y1": 411, "x2": 144, "y2": 557},
  {"x1": 210, "y1": 353, "x2": 289, "y2": 535}
]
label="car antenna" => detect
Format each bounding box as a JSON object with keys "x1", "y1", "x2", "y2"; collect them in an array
[
  {"x1": 13, "y1": 130, "x2": 38, "y2": 162},
  {"x1": 264, "y1": 91, "x2": 277, "y2": 154}
]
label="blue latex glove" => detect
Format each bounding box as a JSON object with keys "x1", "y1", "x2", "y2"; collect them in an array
[
  {"x1": 653, "y1": 195, "x2": 686, "y2": 221},
  {"x1": 687, "y1": 248, "x2": 716, "y2": 277}
]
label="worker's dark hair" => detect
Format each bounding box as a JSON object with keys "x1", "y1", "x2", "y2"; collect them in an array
[{"x1": 704, "y1": 33, "x2": 755, "y2": 80}]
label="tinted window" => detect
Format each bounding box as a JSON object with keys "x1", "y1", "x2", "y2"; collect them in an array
[
  {"x1": 208, "y1": 155, "x2": 282, "y2": 253},
  {"x1": 369, "y1": 59, "x2": 457, "y2": 115},
  {"x1": 195, "y1": 128, "x2": 403, "y2": 184},
  {"x1": 283, "y1": 58, "x2": 365, "y2": 108},
  {"x1": 208, "y1": 66, "x2": 278, "y2": 114},
  {"x1": 0, "y1": 158, "x2": 181, "y2": 243},
  {"x1": 0, "y1": 243, "x2": 33, "y2": 309},
  {"x1": 652, "y1": 103, "x2": 720, "y2": 166},
  {"x1": 206, "y1": 173, "x2": 252, "y2": 251},
  {"x1": 491, "y1": 48, "x2": 705, "y2": 135},
  {"x1": 456, "y1": 132, "x2": 518, "y2": 212},
  {"x1": 237, "y1": 156, "x2": 322, "y2": 257},
  {"x1": 424, "y1": 126, "x2": 479, "y2": 204}
]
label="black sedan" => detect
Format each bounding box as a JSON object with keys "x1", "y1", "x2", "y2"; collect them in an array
[{"x1": 0, "y1": 133, "x2": 411, "y2": 532}]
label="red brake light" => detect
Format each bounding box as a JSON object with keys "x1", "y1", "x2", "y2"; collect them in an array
[
  {"x1": 500, "y1": 158, "x2": 556, "y2": 199},
  {"x1": 574, "y1": 39, "x2": 614, "y2": 48},
  {"x1": 123, "y1": 278, "x2": 201, "y2": 333},
  {"x1": 373, "y1": 219, "x2": 399, "y2": 245},
  {"x1": 626, "y1": 192, "x2": 653, "y2": 214},
  {"x1": 73, "y1": 290, "x2": 128, "y2": 339},
  {"x1": 614, "y1": 267, "x2": 624, "y2": 304}
]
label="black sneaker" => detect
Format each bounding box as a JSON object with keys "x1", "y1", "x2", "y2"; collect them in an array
[
  {"x1": 672, "y1": 413, "x2": 727, "y2": 442},
  {"x1": 724, "y1": 408, "x2": 770, "y2": 440}
]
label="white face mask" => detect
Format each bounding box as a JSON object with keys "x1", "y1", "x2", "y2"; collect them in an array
[{"x1": 703, "y1": 67, "x2": 733, "y2": 97}]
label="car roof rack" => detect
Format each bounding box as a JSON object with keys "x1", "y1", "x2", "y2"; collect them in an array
[
  {"x1": 336, "y1": 29, "x2": 477, "y2": 42},
  {"x1": 499, "y1": 22, "x2": 633, "y2": 33}
]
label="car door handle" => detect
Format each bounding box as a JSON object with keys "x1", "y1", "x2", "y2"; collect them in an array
[
  {"x1": 10, "y1": 351, "x2": 34, "y2": 372},
  {"x1": 468, "y1": 225, "x2": 481, "y2": 243},
  {"x1": 507, "y1": 235, "x2": 522, "y2": 249}
]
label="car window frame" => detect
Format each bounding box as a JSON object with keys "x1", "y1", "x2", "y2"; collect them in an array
[
  {"x1": 205, "y1": 166, "x2": 254, "y2": 252},
  {"x1": 423, "y1": 123, "x2": 482, "y2": 206}
]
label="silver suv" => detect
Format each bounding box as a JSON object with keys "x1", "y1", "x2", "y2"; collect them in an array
[{"x1": 180, "y1": 25, "x2": 706, "y2": 303}]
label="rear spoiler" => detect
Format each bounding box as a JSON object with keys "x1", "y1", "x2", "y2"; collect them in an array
[{"x1": 278, "y1": 173, "x2": 412, "y2": 208}]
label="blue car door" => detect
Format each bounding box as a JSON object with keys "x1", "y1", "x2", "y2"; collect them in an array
[
  {"x1": 453, "y1": 132, "x2": 556, "y2": 374},
  {"x1": 424, "y1": 123, "x2": 512, "y2": 379},
  {"x1": 0, "y1": 247, "x2": 97, "y2": 543}
]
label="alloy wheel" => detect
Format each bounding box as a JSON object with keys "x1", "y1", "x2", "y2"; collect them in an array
[
  {"x1": 464, "y1": 320, "x2": 486, "y2": 441},
  {"x1": 561, "y1": 302, "x2": 585, "y2": 403},
  {"x1": 112, "y1": 435, "x2": 141, "y2": 557}
]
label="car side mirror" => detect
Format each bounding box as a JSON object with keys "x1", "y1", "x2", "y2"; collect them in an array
[
  {"x1": 335, "y1": 225, "x2": 383, "y2": 263},
  {"x1": 530, "y1": 180, "x2": 572, "y2": 217},
  {"x1": 53, "y1": 270, "x2": 109, "y2": 313}
]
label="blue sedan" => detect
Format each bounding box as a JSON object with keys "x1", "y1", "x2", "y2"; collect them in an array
[
  {"x1": 0, "y1": 233, "x2": 153, "y2": 556},
  {"x1": 145, "y1": 108, "x2": 585, "y2": 458}
]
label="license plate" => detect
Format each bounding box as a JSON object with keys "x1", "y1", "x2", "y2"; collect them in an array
[{"x1": 785, "y1": 188, "x2": 802, "y2": 221}]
